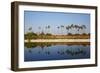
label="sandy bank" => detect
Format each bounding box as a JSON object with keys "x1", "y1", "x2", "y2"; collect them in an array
[{"x1": 25, "y1": 39, "x2": 90, "y2": 43}]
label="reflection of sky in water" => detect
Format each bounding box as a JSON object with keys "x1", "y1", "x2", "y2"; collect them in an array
[{"x1": 24, "y1": 45, "x2": 90, "y2": 62}]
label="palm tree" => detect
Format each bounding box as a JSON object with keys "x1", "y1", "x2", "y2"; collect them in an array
[
  {"x1": 66, "y1": 26, "x2": 69, "y2": 35},
  {"x1": 73, "y1": 24, "x2": 79, "y2": 34},
  {"x1": 78, "y1": 26, "x2": 83, "y2": 34},
  {"x1": 28, "y1": 27, "x2": 32, "y2": 31},
  {"x1": 38, "y1": 26, "x2": 41, "y2": 35},
  {"x1": 71, "y1": 24, "x2": 74, "y2": 28},
  {"x1": 60, "y1": 25, "x2": 64, "y2": 35},
  {"x1": 81, "y1": 25, "x2": 86, "y2": 34},
  {"x1": 45, "y1": 26, "x2": 48, "y2": 34},
  {"x1": 66, "y1": 25, "x2": 72, "y2": 35},
  {"x1": 47, "y1": 25, "x2": 50, "y2": 34},
  {"x1": 69, "y1": 25, "x2": 73, "y2": 34},
  {"x1": 82, "y1": 25, "x2": 86, "y2": 29},
  {"x1": 27, "y1": 27, "x2": 33, "y2": 42},
  {"x1": 57, "y1": 26, "x2": 60, "y2": 35},
  {"x1": 45, "y1": 25, "x2": 50, "y2": 34}
]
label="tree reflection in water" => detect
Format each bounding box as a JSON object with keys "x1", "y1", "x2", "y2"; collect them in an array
[
  {"x1": 57, "y1": 48, "x2": 86, "y2": 56},
  {"x1": 65, "y1": 48, "x2": 86, "y2": 56},
  {"x1": 25, "y1": 42, "x2": 89, "y2": 48},
  {"x1": 28, "y1": 49, "x2": 32, "y2": 53},
  {"x1": 25, "y1": 42, "x2": 88, "y2": 56}
]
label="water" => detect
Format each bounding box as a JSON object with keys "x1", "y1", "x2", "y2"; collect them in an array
[{"x1": 24, "y1": 43, "x2": 90, "y2": 62}]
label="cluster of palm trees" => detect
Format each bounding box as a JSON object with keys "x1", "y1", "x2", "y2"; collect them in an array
[
  {"x1": 59, "y1": 24, "x2": 87, "y2": 34},
  {"x1": 65, "y1": 24, "x2": 86, "y2": 31},
  {"x1": 27, "y1": 24, "x2": 87, "y2": 35},
  {"x1": 42, "y1": 24, "x2": 87, "y2": 35}
]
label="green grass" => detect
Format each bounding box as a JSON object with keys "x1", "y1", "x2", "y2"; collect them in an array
[{"x1": 25, "y1": 34, "x2": 90, "y2": 39}]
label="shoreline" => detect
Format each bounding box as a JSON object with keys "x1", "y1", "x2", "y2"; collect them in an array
[{"x1": 25, "y1": 39, "x2": 90, "y2": 43}]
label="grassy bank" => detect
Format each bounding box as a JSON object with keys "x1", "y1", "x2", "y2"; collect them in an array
[{"x1": 25, "y1": 34, "x2": 90, "y2": 39}]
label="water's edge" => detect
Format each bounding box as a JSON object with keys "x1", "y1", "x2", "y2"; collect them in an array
[{"x1": 25, "y1": 39, "x2": 90, "y2": 43}]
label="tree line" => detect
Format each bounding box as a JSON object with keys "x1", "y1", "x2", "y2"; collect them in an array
[{"x1": 26, "y1": 24, "x2": 89, "y2": 35}]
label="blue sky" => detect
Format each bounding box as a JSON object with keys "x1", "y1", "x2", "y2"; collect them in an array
[{"x1": 24, "y1": 11, "x2": 90, "y2": 35}]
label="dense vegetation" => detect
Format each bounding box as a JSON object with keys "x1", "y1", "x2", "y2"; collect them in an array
[{"x1": 25, "y1": 32, "x2": 90, "y2": 39}]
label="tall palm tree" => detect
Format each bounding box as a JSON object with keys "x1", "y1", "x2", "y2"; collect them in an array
[
  {"x1": 78, "y1": 26, "x2": 83, "y2": 34},
  {"x1": 45, "y1": 25, "x2": 51, "y2": 35},
  {"x1": 28, "y1": 27, "x2": 32, "y2": 31},
  {"x1": 27, "y1": 27, "x2": 33, "y2": 42},
  {"x1": 38, "y1": 26, "x2": 41, "y2": 35},
  {"x1": 57, "y1": 26, "x2": 60, "y2": 35},
  {"x1": 45, "y1": 26, "x2": 48, "y2": 34},
  {"x1": 73, "y1": 25, "x2": 80, "y2": 34},
  {"x1": 66, "y1": 26, "x2": 70, "y2": 35},
  {"x1": 81, "y1": 25, "x2": 86, "y2": 34},
  {"x1": 66, "y1": 25, "x2": 73, "y2": 35},
  {"x1": 71, "y1": 24, "x2": 74, "y2": 28},
  {"x1": 82, "y1": 25, "x2": 86, "y2": 29},
  {"x1": 60, "y1": 25, "x2": 64, "y2": 35},
  {"x1": 47, "y1": 25, "x2": 50, "y2": 34}
]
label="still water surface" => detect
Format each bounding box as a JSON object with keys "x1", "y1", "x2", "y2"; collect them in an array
[{"x1": 24, "y1": 43, "x2": 90, "y2": 61}]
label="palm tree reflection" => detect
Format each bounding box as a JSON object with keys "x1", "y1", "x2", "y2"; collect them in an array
[
  {"x1": 28, "y1": 49, "x2": 32, "y2": 53},
  {"x1": 25, "y1": 42, "x2": 88, "y2": 57},
  {"x1": 57, "y1": 48, "x2": 86, "y2": 56}
]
